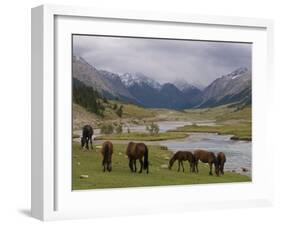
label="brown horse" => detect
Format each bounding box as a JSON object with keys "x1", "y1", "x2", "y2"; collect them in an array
[
  {"x1": 217, "y1": 152, "x2": 226, "y2": 175},
  {"x1": 193, "y1": 150, "x2": 219, "y2": 176},
  {"x1": 101, "y1": 141, "x2": 113, "y2": 172},
  {"x1": 126, "y1": 142, "x2": 149, "y2": 174},
  {"x1": 168, "y1": 151, "x2": 194, "y2": 172}
]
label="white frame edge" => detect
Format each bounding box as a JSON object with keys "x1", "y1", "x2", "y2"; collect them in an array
[
  {"x1": 31, "y1": 4, "x2": 274, "y2": 221},
  {"x1": 32, "y1": 5, "x2": 55, "y2": 220}
]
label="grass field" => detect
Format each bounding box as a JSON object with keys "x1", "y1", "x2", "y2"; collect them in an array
[
  {"x1": 95, "y1": 132, "x2": 188, "y2": 141},
  {"x1": 182, "y1": 105, "x2": 251, "y2": 122},
  {"x1": 73, "y1": 102, "x2": 159, "y2": 130},
  {"x1": 169, "y1": 122, "x2": 251, "y2": 141},
  {"x1": 165, "y1": 106, "x2": 252, "y2": 141},
  {"x1": 72, "y1": 142, "x2": 251, "y2": 190}
]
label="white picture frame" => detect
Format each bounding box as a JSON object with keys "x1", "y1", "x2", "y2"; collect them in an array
[{"x1": 31, "y1": 4, "x2": 274, "y2": 221}]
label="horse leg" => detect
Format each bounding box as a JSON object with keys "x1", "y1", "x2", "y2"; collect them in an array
[
  {"x1": 138, "y1": 159, "x2": 143, "y2": 173},
  {"x1": 195, "y1": 161, "x2": 199, "y2": 173},
  {"x1": 102, "y1": 155, "x2": 105, "y2": 172},
  {"x1": 191, "y1": 162, "x2": 194, "y2": 173},
  {"x1": 191, "y1": 160, "x2": 195, "y2": 172},
  {"x1": 90, "y1": 136, "x2": 93, "y2": 150},
  {"x1": 177, "y1": 161, "x2": 180, "y2": 172},
  {"x1": 134, "y1": 160, "x2": 137, "y2": 172},
  {"x1": 189, "y1": 161, "x2": 192, "y2": 173},
  {"x1": 107, "y1": 162, "x2": 112, "y2": 172},
  {"x1": 85, "y1": 137, "x2": 89, "y2": 150},
  {"x1": 221, "y1": 163, "x2": 224, "y2": 175},
  {"x1": 209, "y1": 163, "x2": 213, "y2": 175},
  {"x1": 129, "y1": 159, "x2": 134, "y2": 172},
  {"x1": 181, "y1": 161, "x2": 184, "y2": 172}
]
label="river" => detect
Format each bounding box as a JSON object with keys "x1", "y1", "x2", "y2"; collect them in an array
[{"x1": 128, "y1": 121, "x2": 251, "y2": 176}]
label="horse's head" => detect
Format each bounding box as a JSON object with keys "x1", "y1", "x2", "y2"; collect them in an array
[
  {"x1": 168, "y1": 158, "x2": 174, "y2": 170},
  {"x1": 81, "y1": 136, "x2": 85, "y2": 148},
  {"x1": 107, "y1": 162, "x2": 112, "y2": 172}
]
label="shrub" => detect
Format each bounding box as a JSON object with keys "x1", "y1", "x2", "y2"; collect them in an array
[
  {"x1": 116, "y1": 105, "x2": 123, "y2": 117},
  {"x1": 100, "y1": 123, "x2": 114, "y2": 134},
  {"x1": 146, "y1": 122, "x2": 159, "y2": 135},
  {"x1": 112, "y1": 103, "x2": 118, "y2": 110},
  {"x1": 115, "y1": 123, "x2": 123, "y2": 134},
  {"x1": 102, "y1": 96, "x2": 108, "y2": 103}
]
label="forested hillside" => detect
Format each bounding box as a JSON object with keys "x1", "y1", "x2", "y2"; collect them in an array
[{"x1": 73, "y1": 78, "x2": 105, "y2": 116}]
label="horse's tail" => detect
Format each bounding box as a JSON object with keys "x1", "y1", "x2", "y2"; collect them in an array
[
  {"x1": 102, "y1": 143, "x2": 109, "y2": 165},
  {"x1": 143, "y1": 145, "x2": 149, "y2": 172}
]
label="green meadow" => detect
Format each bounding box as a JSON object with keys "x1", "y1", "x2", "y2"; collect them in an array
[
  {"x1": 95, "y1": 131, "x2": 188, "y2": 141},
  {"x1": 72, "y1": 142, "x2": 251, "y2": 190},
  {"x1": 168, "y1": 122, "x2": 251, "y2": 141}
]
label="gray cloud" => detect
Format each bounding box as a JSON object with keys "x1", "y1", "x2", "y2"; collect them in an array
[{"x1": 73, "y1": 35, "x2": 251, "y2": 87}]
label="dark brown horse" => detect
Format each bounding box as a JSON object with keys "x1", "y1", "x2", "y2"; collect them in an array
[
  {"x1": 126, "y1": 142, "x2": 149, "y2": 174},
  {"x1": 217, "y1": 152, "x2": 226, "y2": 175},
  {"x1": 81, "y1": 125, "x2": 94, "y2": 150},
  {"x1": 101, "y1": 141, "x2": 113, "y2": 172},
  {"x1": 168, "y1": 151, "x2": 194, "y2": 172},
  {"x1": 193, "y1": 150, "x2": 219, "y2": 176}
]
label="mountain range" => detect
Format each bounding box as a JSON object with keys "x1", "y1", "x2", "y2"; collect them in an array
[{"x1": 73, "y1": 56, "x2": 251, "y2": 110}]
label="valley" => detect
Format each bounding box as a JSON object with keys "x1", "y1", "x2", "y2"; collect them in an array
[{"x1": 73, "y1": 101, "x2": 252, "y2": 178}]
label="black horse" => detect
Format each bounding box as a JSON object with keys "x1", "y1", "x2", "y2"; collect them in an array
[{"x1": 81, "y1": 125, "x2": 94, "y2": 150}]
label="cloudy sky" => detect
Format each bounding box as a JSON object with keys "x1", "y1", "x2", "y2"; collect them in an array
[{"x1": 73, "y1": 35, "x2": 252, "y2": 87}]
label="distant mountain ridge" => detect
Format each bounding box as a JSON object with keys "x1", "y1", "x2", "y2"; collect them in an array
[
  {"x1": 73, "y1": 56, "x2": 251, "y2": 109},
  {"x1": 199, "y1": 67, "x2": 251, "y2": 108},
  {"x1": 72, "y1": 56, "x2": 140, "y2": 104}
]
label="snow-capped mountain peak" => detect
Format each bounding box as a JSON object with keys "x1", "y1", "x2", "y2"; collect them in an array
[
  {"x1": 119, "y1": 72, "x2": 162, "y2": 90},
  {"x1": 199, "y1": 67, "x2": 251, "y2": 108},
  {"x1": 99, "y1": 70, "x2": 120, "y2": 80},
  {"x1": 174, "y1": 79, "x2": 198, "y2": 91},
  {"x1": 226, "y1": 67, "x2": 248, "y2": 80}
]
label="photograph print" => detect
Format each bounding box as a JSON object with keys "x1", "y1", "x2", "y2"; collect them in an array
[{"x1": 72, "y1": 34, "x2": 252, "y2": 190}]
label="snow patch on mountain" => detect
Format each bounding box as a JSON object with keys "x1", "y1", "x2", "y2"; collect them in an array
[
  {"x1": 120, "y1": 72, "x2": 162, "y2": 90},
  {"x1": 222, "y1": 67, "x2": 248, "y2": 80},
  {"x1": 174, "y1": 79, "x2": 199, "y2": 91}
]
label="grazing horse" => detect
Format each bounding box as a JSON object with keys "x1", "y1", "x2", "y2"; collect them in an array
[
  {"x1": 168, "y1": 151, "x2": 194, "y2": 172},
  {"x1": 101, "y1": 141, "x2": 113, "y2": 172},
  {"x1": 126, "y1": 142, "x2": 149, "y2": 174},
  {"x1": 193, "y1": 150, "x2": 219, "y2": 176},
  {"x1": 81, "y1": 125, "x2": 94, "y2": 150},
  {"x1": 217, "y1": 152, "x2": 226, "y2": 175}
]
